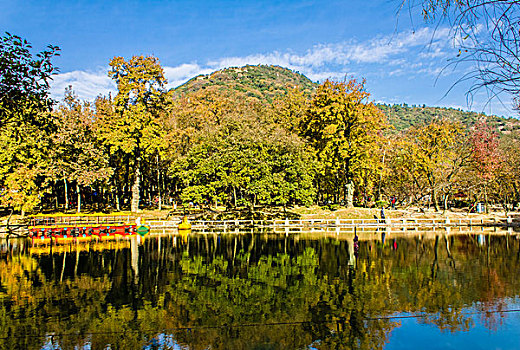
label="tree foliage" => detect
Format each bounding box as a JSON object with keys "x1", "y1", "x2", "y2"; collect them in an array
[
  {"x1": 1, "y1": 37, "x2": 519, "y2": 214},
  {"x1": 103, "y1": 55, "x2": 168, "y2": 212},
  {"x1": 172, "y1": 87, "x2": 316, "y2": 208},
  {"x1": 301, "y1": 79, "x2": 387, "y2": 207},
  {"x1": 50, "y1": 87, "x2": 112, "y2": 212},
  {"x1": 400, "y1": 0, "x2": 520, "y2": 110},
  {"x1": 404, "y1": 119, "x2": 470, "y2": 210},
  {"x1": 0, "y1": 32, "x2": 59, "y2": 129}
]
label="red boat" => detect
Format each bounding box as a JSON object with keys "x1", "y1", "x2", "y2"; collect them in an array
[{"x1": 29, "y1": 214, "x2": 138, "y2": 245}]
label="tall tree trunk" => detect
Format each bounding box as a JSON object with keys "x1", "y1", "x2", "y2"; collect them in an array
[
  {"x1": 97, "y1": 185, "x2": 101, "y2": 210},
  {"x1": 76, "y1": 182, "x2": 81, "y2": 213},
  {"x1": 114, "y1": 175, "x2": 121, "y2": 211},
  {"x1": 443, "y1": 193, "x2": 449, "y2": 212},
  {"x1": 484, "y1": 183, "x2": 489, "y2": 214},
  {"x1": 316, "y1": 178, "x2": 321, "y2": 205},
  {"x1": 124, "y1": 154, "x2": 130, "y2": 206},
  {"x1": 55, "y1": 181, "x2": 59, "y2": 209},
  {"x1": 334, "y1": 175, "x2": 339, "y2": 204},
  {"x1": 115, "y1": 191, "x2": 121, "y2": 211},
  {"x1": 432, "y1": 187, "x2": 440, "y2": 211},
  {"x1": 346, "y1": 181, "x2": 354, "y2": 208},
  {"x1": 156, "y1": 154, "x2": 162, "y2": 210},
  {"x1": 377, "y1": 149, "x2": 386, "y2": 201},
  {"x1": 64, "y1": 178, "x2": 69, "y2": 210},
  {"x1": 131, "y1": 157, "x2": 141, "y2": 213},
  {"x1": 343, "y1": 172, "x2": 347, "y2": 203}
]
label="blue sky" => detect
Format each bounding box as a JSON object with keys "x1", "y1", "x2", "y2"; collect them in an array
[{"x1": 2, "y1": 0, "x2": 515, "y2": 116}]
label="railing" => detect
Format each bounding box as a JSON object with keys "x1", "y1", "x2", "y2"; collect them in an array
[
  {"x1": 28, "y1": 214, "x2": 136, "y2": 227},
  {"x1": 1, "y1": 216, "x2": 516, "y2": 236},
  {"x1": 146, "y1": 216, "x2": 519, "y2": 229}
]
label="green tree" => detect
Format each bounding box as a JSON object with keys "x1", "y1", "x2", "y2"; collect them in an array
[
  {"x1": 0, "y1": 33, "x2": 59, "y2": 214},
  {"x1": 0, "y1": 32, "x2": 59, "y2": 129},
  {"x1": 171, "y1": 88, "x2": 316, "y2": 208}
]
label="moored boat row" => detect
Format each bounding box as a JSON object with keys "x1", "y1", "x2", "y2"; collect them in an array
[
  {"x1": 30, "y1": 224, "x2": 137, "y2": 244},
  {"x1": 28, "y1": 214, "x2": 151, "y2": 244}
]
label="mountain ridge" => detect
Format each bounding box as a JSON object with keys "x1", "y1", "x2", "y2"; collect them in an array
[{"x1": 174, "y1": 64, "x2": 519, "y2": 132}]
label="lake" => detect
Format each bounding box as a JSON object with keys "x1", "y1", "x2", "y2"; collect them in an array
[{"x1": 1, "y1": 227, "x2": 519, "y2": 349}]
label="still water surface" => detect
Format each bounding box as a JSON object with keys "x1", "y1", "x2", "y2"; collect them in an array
[{"x1": 1, "y1": 228, "x2": 519, "y2": 349}]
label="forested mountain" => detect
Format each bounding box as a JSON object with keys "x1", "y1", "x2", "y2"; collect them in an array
[
  {"x1": 174, "y1": 65, "x2": 316, "y2": 103},
  {"x1": 175, "y1": 64, "x2": 520, "y2": 132},
  {"x1": 377, "y1": 103, "x2": 520, "y2": 133}
]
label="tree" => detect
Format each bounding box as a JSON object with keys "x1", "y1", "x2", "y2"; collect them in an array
[
  {"x1": 300, "y1": 79, "x2": 387, "y2": 207},
  {"x1": 469, "y1": 119, "x2": 501, "y2": 180},
  {"x1": 382, "y1": 133, "x2": 430, "y2": 207},
  {"x1": 101, "y1": 56, "x2": 168, "y2": 212},
  {"x1": 405, "y1": 118, "x2": 470, "y2": 210},
  {"x1": 272, "y1": 86, "x2": 309, "y2": 132},
  {"x1": 0, "y1": 32, "x2": 59, "y2": 128},
  {"x1": 172, "y1": 88, "x2": 316, "y2": 208},
  {"x1": 400, "y1": 1, "x2": 520, "y2": 110},
  {"x1": 50, "y1": 87, "x2": 112, "y2": 212},
  {"x1": 0, "y1": 33, "x2": 59, "y2": 215},
  {"x1": 496, "y1": 134, "x2": 520, "y2": 210},
  {"x1": 0, "y1": 110, "x2": 53, "y2": 215}
]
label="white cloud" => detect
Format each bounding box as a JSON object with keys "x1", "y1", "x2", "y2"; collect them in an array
[
  {"x1": 305, "y1": 71, "x2": 348, "y2": 82},
  {"x1": 50, "y1": 27, "x2": 456, "y2": 101},
  {"x1": 50, "y1": 69, "x2": 115, "y2": 101},
  {"x1": 163, "y1": 63, "x2": 214, "y2": 89}
]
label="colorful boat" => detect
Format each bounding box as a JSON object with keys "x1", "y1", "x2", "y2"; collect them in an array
[{"x1": 28, "y1": 213, "x2": 139, "y2": 245}]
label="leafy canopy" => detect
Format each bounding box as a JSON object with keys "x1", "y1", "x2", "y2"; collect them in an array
[{"x1": 0, "y1": 32, "x2": 59, "y2": 129}]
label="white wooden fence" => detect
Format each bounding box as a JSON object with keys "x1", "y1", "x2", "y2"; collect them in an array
[{"x1": 147, "y1": 216, "x2": 517, "y2": 229}]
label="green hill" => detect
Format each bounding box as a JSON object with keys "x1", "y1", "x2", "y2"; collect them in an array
[
  {"x1": 174, "y1": 64, "x2": 519, "y2": 132},
  {"x1": 377, "y1": 103, "x2": 520, "y2": 133},
  {"x1": 174, "y1": 64, "x2": 316, "y2": 103}
]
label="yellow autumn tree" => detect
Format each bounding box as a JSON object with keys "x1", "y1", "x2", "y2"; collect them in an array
[
  {"x1": 300, "y1": 79, "x2": 387, "y2": 207},
  {"x1": 405, "y1": 118, "x2": 470, "y2": 211},
  {"x1": 97, "y1": 56, "x2": 168, "y2": 212}
]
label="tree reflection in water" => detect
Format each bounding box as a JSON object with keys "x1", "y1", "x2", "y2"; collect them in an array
[{"x1": 0, "y1": 229, "x2": 519, "y2": 349}]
